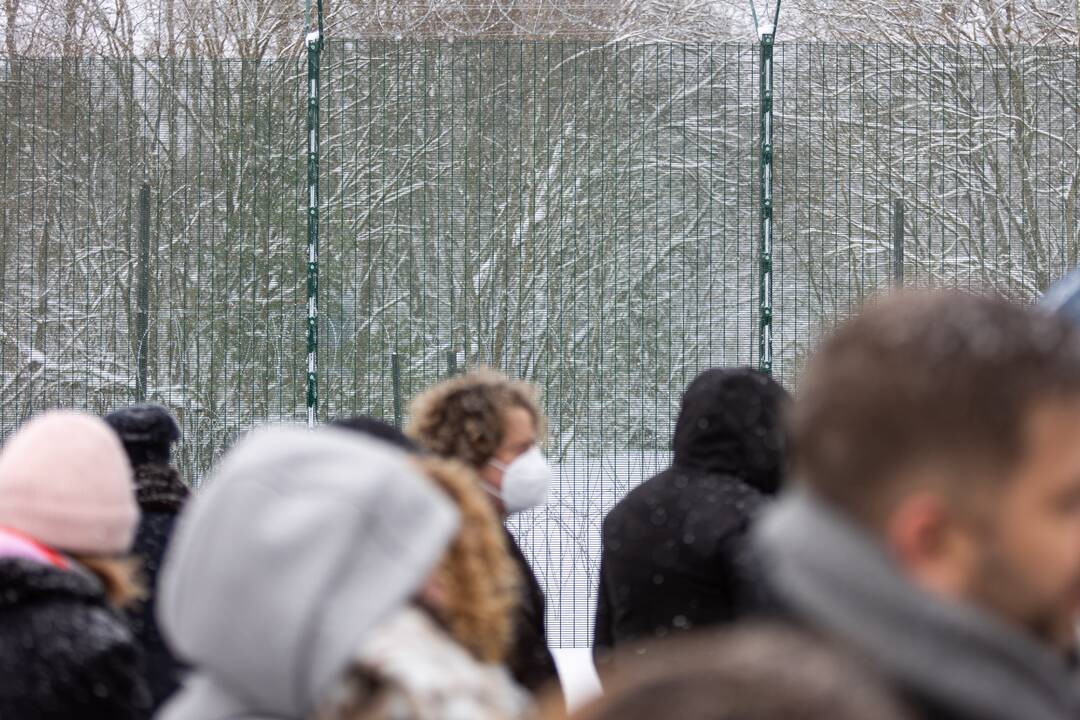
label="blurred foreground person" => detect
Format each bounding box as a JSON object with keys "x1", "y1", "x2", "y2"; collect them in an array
[
  {"x1": 550, "y1": 625, "x2": 910, "y2": 720},
  {"x1": 0, "y1": 411, "x2": 150, "y2": 719},
  {"x1": 106, "y1": 403, "x2": 189, "y2": 712},
  {"x1": 408, "y1": 370, "x2": 562, "y2": 701},
  {"x1": 156, "y1": 427, "x2": 459, "y2": 720},
  {"x1": 315, "y1": 455, "x2": 530, "y2": 720},
  {"x1": 593, "y1": 367, "x2": 789, "y2": 670},
  {"x1": 324, "y1": 415, "x2": 531, "y2": 719},
  {"x1": 757, "y1": 291, "x2": 1080, "y2": 720}
]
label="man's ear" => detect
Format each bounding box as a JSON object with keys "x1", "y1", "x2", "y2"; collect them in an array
[{"x1": 886, "y1": 491, "x2": 977, "y2": 600}]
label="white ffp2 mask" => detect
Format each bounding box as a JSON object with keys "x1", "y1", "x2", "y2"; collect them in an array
[{"x1": 486, "y1": 447, "x2": 552, "y2": 514}]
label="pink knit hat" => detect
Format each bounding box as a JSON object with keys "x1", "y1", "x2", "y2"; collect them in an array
[{"x1": 0, "y1": 411, "x2": 139, "y2": 555}]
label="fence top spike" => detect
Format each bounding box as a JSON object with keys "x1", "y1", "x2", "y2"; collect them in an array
[{"x1": 748, "y1": 0, "x2": 781, "y2": 37}]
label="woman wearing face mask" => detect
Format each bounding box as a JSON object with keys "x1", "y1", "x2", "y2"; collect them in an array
[{"x1": 408, "y1": 370, "x2": 562, "y2": 705}]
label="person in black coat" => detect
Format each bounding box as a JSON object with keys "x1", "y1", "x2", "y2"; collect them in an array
[
  {"x1": 0, "y1": 557, "x2": 149, "y2": 720},
  {"x1": 407, "y1": 370, "x2": 564, "y2": 702},
  {"x1": 333, "y1": 413, "x2": 554, "y2": 692},
  {"x1": 593, "y1": 367, "x2": 790, "y2": 671},
  {"x1": 0, "y1": 410, "x2": 151, "y2": 719},
  {"x1": 502, "y1": 526, "x2": 560, "y2": 693},
  {"x1": 105, "y1": 403, "x2": 190, "y2": 713}
]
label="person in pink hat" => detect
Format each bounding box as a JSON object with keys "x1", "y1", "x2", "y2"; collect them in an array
[{"x1": 0, "y1": 410, "x2": 151, "y2": 719}]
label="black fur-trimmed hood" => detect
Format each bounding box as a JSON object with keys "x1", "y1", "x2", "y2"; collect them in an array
[{"x1": 0, "y1": 557, "x2": 105, "y2": 609}]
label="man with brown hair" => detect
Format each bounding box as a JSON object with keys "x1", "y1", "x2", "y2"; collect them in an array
[
  {"x1": 408, "y1": 369, "x2": 563, "y2": 701},
  {"x1": 756, "y1": 291, "x2": 1080, "y2": 720}
]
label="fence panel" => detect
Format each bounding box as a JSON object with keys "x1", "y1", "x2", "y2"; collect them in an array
[{"x1": 1, "y1": 43, "x2": 1078, "y2": 645}]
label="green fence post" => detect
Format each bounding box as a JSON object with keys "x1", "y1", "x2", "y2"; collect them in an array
[
  {"x1": 749, "y1": 0, "x2": 781, "y2": 375},
  {"x1": 305, "y1": 24, "x2": 322, "y2": 427},
  {"x1": 758, "y1": 33, "x2": 775, "y2": 375}
]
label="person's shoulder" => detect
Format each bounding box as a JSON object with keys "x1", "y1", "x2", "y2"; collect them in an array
[
  {"x1": 602, "y1": 469, "x2": 675, "y2": 529},
  {"x1": 0, "y1": 580, "x2": 148, "y2": 717},
  {"x1": 689, "y1": 472, "x2": 770, "y2": 517},
  {"x1": 0, "y1": 558, "x2": 106, "y2": 616},
  {"x1": 0, "y1": 560, "x2": 135, "y2": 656},
  {"x1": 31, "y1": 594, "x2": 139, "y2": 670}
]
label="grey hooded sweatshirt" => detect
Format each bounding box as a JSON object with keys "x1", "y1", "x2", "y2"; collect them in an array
[{"x1": 155, "y1": 426, "x2": 460, "y2": 720}]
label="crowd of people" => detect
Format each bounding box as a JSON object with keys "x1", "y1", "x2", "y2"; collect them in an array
[{"x1": 3, "y1": 285, "x2": 1080, "y2": 720}]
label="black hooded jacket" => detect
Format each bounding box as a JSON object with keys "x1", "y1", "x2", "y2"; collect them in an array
[
  {"x1": 504, "y1": 529, "x2": 564, "y2": 702},
  {"x1": 593, "y1": 367, "x2": 789, "y2": 669},
  {"x1": 125, "y1": 463, "x2": 190, "y2": 713},
  {"x1": 0, "y1": 557, "x2": 151, "y2": 719}
]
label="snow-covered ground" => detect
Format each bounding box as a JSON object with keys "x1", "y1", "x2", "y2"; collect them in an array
[
  {"x1": 552, "y1": 647, "x2": 602, "y2": 710},
  {"x1": 502, "y1": 452, "x2": 671, "y2": 710},
  {"x1": 509, "y1": 450, "x2": 669, "y2": 648}
]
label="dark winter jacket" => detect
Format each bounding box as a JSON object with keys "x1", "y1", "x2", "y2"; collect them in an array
[
  {"x1": 505, "y1": 528, "x2": 564, "y2": 702},
  {"x1": 126, "y1": 463, "x2": 190, "y2": 713},
  {"x1": 0, "y1": 556, "x2": 151, "y2": 720},
  {"x1": 593, "y1": 367, "x2": 789, "y2": 670}
]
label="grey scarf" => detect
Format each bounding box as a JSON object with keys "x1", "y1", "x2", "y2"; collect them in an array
[{"x1": 755, "y1": 491, "x2": 1080, "y2": 720}]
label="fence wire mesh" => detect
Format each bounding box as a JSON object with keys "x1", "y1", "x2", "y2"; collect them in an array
[{"x1": 2, "y1": 42, "x2": 1078, "y2": 645}]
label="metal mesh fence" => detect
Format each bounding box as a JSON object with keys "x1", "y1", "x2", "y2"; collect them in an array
[
  {"x1": 2, "y1": 43, "x2": 1079, "y2": 645},
  {"x1": 0, "y1": 58, "x2": 308, "y2": 475}
]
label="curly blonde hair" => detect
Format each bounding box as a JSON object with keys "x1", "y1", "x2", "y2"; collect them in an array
[
  {"x1": 414, "y1": 456, "x2": 521, "y2": 664},
  {"x1": 406, "y1": 368, "x2": 545, "y2": 470}
]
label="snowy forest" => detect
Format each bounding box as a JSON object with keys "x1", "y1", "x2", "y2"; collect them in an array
[{"x1": 2, "y1": 0, "x2": 1080, "y2": 644}]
